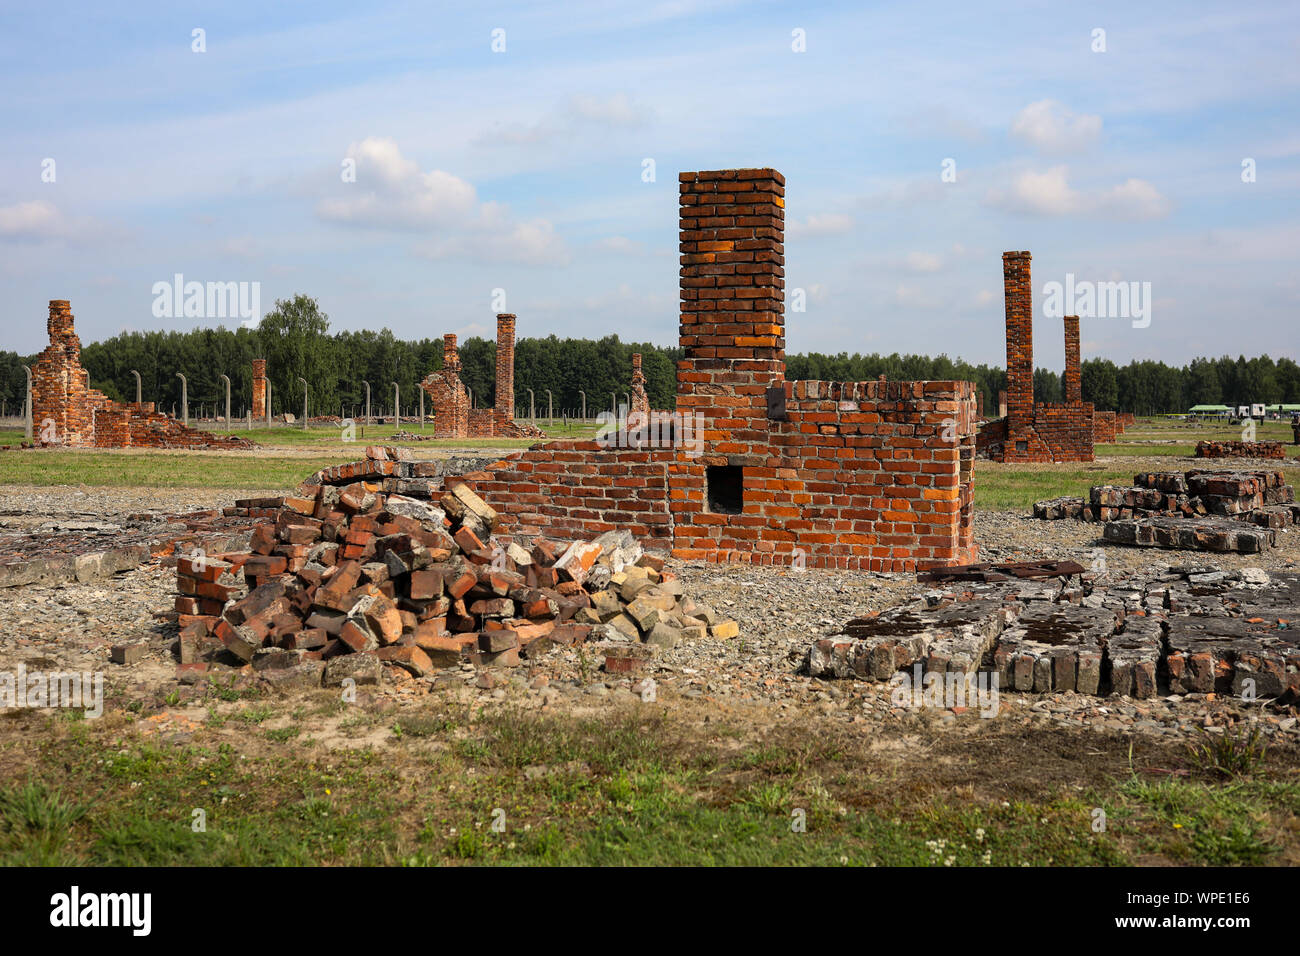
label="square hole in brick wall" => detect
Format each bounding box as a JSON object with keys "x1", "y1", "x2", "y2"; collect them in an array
[
  {"x1": 706, "y1": 465, "x2": 744, "y2": 514},
  {"x1": 1015, "y1": 441, "x2": 1028, "y2": 454}
]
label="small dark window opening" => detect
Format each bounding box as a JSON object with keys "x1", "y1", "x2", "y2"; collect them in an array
[
  {"x1": 1015, "y1": 440, "x2": 1028, "y2": 453},
  {"x1": 706, "y1": 465, "x2": 744, "y2": 514}
]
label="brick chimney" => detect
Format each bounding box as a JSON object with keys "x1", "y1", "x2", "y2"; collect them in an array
[
  {"x1": 677, "y1": 168, "x2": 786, "y2": 453},
  {"x1": 1002, "y1": 252, "x2": 1033, "y2": 430},
  {"x1": 495, "y1": 314, "x2": 515, "y2": 421},
  {"x1": 1063, "y1": 314, "x2": 1082, "y2": 405},
  {"x1": 251, "y1": 359, "x2": 267, "y2": 419}
]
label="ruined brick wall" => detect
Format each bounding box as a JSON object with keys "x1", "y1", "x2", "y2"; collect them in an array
[
  {"x1": 468, "y1": 408, "x2": 497, "y2": 437},
  {"x1": 252, "y1": 359, "x2": 267, "y2": 419},
  {"x1": 630, "y1": 352, "x2": 650, "y2": 420},
  {"x1": 424, "y1": 334, "x2": 470, "y2": 439},
  {"x1": 423, "y1": 319, "x2": 542, "y2": 440},
  {"x1": 466, "y1": 443, "x2": 674, "y2": 549},
  {"x1": 31, "y1": 300, "x2": 251, "y2": 449},
  {"x1": 494, "y1": 314, "x2": 515, "y2": 422},
  {"x1": 1063, "y1": 315, "x2": 1081, "y2": 404},
  {"x1": 461, "y1": 167, "x2": 978, "y2": 571},
  {"x1": 1094, "y1": 411, "x2": 1118, "y2": 443},
  {"x1": 1030, "y1": 403, "x2": 1096, "y2": 462},
  {"x1": 717, "y1": 378, "x2": 978, "y2": 571}
]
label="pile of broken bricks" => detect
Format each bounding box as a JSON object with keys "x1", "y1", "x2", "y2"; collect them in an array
[
  {"x1": 170, "y1": 474, "x2": 737, "y2": 690},
  {"x1": 1033, "y1": 469, "x2": 1298, "y2": 553},
  {"x1": 807, "y1": 564, "x2": 1300, "y2": 703}
]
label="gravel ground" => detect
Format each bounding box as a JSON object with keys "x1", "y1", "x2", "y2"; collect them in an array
[{"x1": 1, "y1": 486, "x2": 1296, "y2": 744}]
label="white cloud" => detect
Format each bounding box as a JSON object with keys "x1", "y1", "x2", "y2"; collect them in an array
[
  {"x1": 417, "y1": 218, "x2": 569, "y2": 267},
  {"x1": 1100, "y1": 178, "x2": 1173, "y2": 218},
  {"x1": 786, "y1": 213, "x2": 854, "y2": 239},
  {"x1": 987, "y1": 165, "x2": 1171, "y2": 219},
  {"x1": 318, "y1": 138, "x2": 478, "y2": 229},
  {"x1": 318, "y1": 137, "x2": 568, "y2": 265},
  {"x1": 592, "y1": 235, "x2": 644, "y2": 254},
  {"x1": 477, "y1": 92, "x2": 652, "y2": 147},
  {"x1": 904, "y1": 251, "x2": 943, "y2": 272},
  {"x1": 0, "y1": 200, "x2": 67, "y2": 239},
  {"x1": 217, "y1": 236, "x2": 261, "y2": 259},
  {"x1": 1010, "y1": 99, "x2": 1103, "y2": 152}
]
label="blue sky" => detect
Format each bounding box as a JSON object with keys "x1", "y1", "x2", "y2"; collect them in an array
[{"x1": 2, "y1": 0, "x2": 1297, "y2": 372}]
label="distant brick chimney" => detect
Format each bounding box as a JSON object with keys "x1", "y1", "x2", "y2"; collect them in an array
[
  {"x1": 495, "y1": 314, "x2": 515, "y2": 420},
  {"x1": 1063, "y1": 315, "x2": 1082, "y2": 405},
  {"x1": 251, "y1": 359, "x2": 267, "y2": 419},
  {"x1": 1003, "y1": 252, "x2": 1033, "y2": 431}
]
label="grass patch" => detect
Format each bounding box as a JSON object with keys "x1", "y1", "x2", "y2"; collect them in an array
[{"x1": 1, "y1": 705, "x2": 1295, "y2": 866}]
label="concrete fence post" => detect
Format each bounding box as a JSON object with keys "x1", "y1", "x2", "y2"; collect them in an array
[
  {"x1": 23, "y1": 366, "x2": 33, "y2": 440},
  {"x1": 176, "y1": 372, "x2": 188, "y2": 428},
  {"x1": 219, "y1": 374, "x2": 231, "y2": 431}
]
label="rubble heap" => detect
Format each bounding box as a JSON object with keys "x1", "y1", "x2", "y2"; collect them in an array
[
  {"x1": 1195, "y1": 440, "x2": 1287, "y2": 460},
  {"x1": 1033, "y1": 469, "x2": 1297, "y2": 553},
  {"x1": 807, "y1": 564, "x2": 1299, "y2": 702},
  {"x1": 172, "y1": 449, "x2": 736, "y2": 689}
]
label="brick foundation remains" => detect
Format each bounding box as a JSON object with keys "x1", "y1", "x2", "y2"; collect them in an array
[
  {"x1": 1195, "y1": 440, "x2": 1287, "y2": 460},
  {"x1": 807, "y1": 564, "x2": 1300, "y2": 702},
  {"x1": 1033, "y1": 468, "x2": 1298, "y2": 553},
  {"x1": 31, "y1": 301, "x2": 254, "y2": 450}
]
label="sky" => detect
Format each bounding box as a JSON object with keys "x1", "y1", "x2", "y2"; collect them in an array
[{"x1": 1, "y1": 0, "x2": 1297, "y2": 373}]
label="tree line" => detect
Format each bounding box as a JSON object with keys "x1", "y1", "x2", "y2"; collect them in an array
[{"x1": 1, "y1": 295, "x2": 1297, "y2": 418}]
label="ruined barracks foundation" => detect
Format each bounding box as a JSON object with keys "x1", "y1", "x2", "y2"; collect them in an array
[
  {"x1": 31, "y1": 300, "x2": 250, "y2": 449},
  {"x1": 421, "y1": 314, "x2": 542, "y2": 440},
  {"x1": 459, "y1": 168, "x2": 979, "y2": 572},
  {"x1": 976, "y1": 252, "x2": 1127, "y2": 463}
]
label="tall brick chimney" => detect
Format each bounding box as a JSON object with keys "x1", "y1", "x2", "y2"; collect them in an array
[
  {"x1": 495, "y1": 314, "x2": 515, "y2": 421},
  {"x1": 1002, "y1": 251, "x2": 1033, "y2": 430},
  {"x1": 1063, "y1": 314, "x2": 1082, "y2": 405},
  {"x1": 677, "y1": 168, "x2": 786, "y2": 452},
  {"x1": 251, "y1": 359, "x2": 267, "y2": 419}
]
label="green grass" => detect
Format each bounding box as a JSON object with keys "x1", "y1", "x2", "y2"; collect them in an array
[
  {"x1": 0, "y1": 421, "x2": 604, "y2": 490},
  {"x1": 219, "y1": 422, "x2": 600, "y2": 447},
  {"x1": 0, "y1": 450, "x2": 358, "y2": 490},
  {"x1": 2, "y1": 707, "x2": 1294, "y2": 866},
  {"x1": 974, "y1": 463, "x2": 1138, "y2": 511}
]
